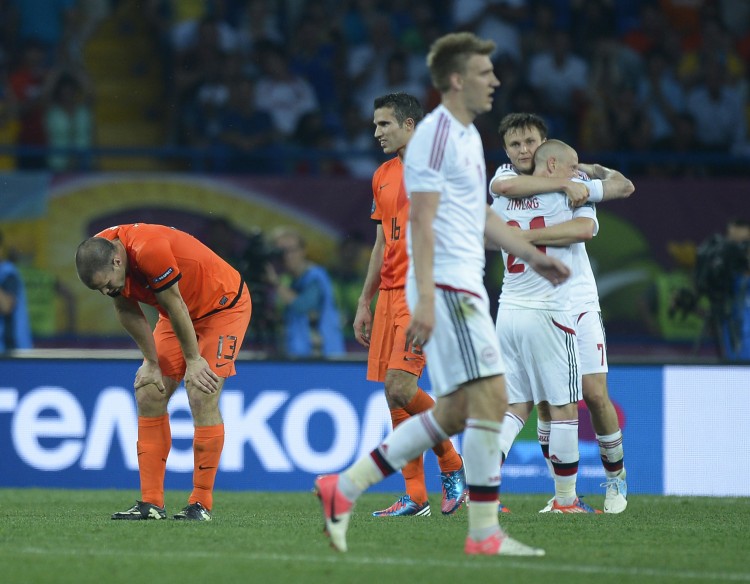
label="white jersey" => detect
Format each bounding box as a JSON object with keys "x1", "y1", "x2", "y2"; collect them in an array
[
  {"x1": 569, "y1": 242, "x2": 600, "y2": 312},
  {"x1": 404, "y1": 104, "x2": 487, "y2": 295},
  {"x1": 489, "y1": 164, "x2": 601, "y2": 312},
  {"x1": 492, "y1": 190, "x2": 576, "y2": 310}
]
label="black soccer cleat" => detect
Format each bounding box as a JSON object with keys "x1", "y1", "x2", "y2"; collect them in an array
[
  {"x1": 111, "y1": 500, "x2": 166, "y2": 520},
  {"x1": 173, "y1": 502, "x2": 212, "y2": 521}
]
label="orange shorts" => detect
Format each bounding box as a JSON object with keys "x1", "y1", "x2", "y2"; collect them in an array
[
  {"x1": 367, "y1": 287, "x2": 425, "y2": 382},
  {"x1": 153, "y1": 291, "x2": 252, "y2": 379}
]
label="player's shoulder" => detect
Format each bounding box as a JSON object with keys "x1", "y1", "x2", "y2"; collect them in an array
[
  {"x1": 377, "y1": 156, "x2": 401, "y2": 173},
  {"x1": 416, "y1": 106, "x2": 453, "y2": 137},
  {"x1": 496, "y1": 163, "x2": 520, "y2": 176},
  {"x1": 491, "y1": 163, "x2": 520, "y2": 182}
]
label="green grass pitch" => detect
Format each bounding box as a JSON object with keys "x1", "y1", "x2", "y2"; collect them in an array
[{"x1": 1, "y1": 489, "x2": 748, "y2": 584}]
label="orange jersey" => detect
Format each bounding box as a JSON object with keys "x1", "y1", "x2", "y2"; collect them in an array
[
  {"x1": 371, "y1": 156, "x2": 410, "y2": 289},
  {"x1": 96, "y1": 224, "x2": 244, "y2": 320}
]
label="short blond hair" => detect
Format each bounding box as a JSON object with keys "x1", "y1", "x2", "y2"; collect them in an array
[{"x1": 427, "y1": 32, "x2": 496, "y2": 93}]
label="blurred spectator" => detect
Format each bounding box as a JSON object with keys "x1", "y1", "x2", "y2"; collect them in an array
[
  {"x1": 287, "y1": 9, "x2": 345, "y2": 113},
  {"x1": 0, "y1": 230, "x2": 33, "y2": 352},
  {"x1": 650, "y1": 112, "x2": 708, "y2": 177},
  {"x1": 170, "y1": 3, "x2": 239, "y2": 54},
  {"x1": 235, "y1": 0, "x2": 283, "y2": 56},
  {"x1": 606, "y1": 86, "x2": 654, "y2": 153},
  {"x1": 333, "y1": 100, "x2": 379, "y2": 179},
  {"x1": 685, "y1": 60, "x2": 747, "y2": 153},
  {"x1": 9, "y1": 42, "x2": 50, "y2": 168},
  {"x1": 266, "y1": 226, "x2": 345, "y2": 358},
  {"x1": 677, "y1": 18, "x2": 745, "y2": 89},
  {"x1": 181, "y1": 63, "x2": 231, "y2": 165},
  {"x1": 0, "y1": 62, "x2": 19, "y2": 169},
  {"x1": 8, "y1": 0, "x2": 78, "y2": 62},
  {"x1": 569, "y1": 0, "x2": 617, "y2": 57},
  {"x1": 451, "y1": 0, "x2": 526, "y2": 63},
  {"x1": 356, "y1": 50, "x2": 427, "y2": 119},
  {"x1": 579, "y1": 82, "x2": 652, "y2": 154},
  {"x1": 658, "y1": 0, "x2": 703, "y2": 38},
  {"x1": 527, "y1": 30, "x2": 588, "y2": 139},
  {"x1": 521, "y1": 1, "x2": 556, "y2": 57},
  {"x1": 637, "y1": 49, "x2": 686, "y2": 149},
  {"x1": 172, "y1": 15, "x2": 233, "y2": 143},
  {"x1": 718, "y1": 0, "x2": 750, "y2": 38},
  {"x1": 254, "y1": 42, "x2": 319, "y2": 140},
  {"x1": 622, "y1": 1, "x2": 667, "y2": 56},
  {"x1": 345, "y1": 10, "x2": 403, "y2": 111},
  {"x1": 215, "y1": 77, "x2": 277, "y2": 172},
  {"x1": 341, "y1": 0, "x2": 386, "y2": 47},
  {"x1": 587, "y1": 35, "x2": 643, "y2": 100},
  {"x1": 291, "y1": 110, "x2": 347, "y2": 175},
  {"x1": 45, "y1": 69, "x2": 94, "y2": 170}
]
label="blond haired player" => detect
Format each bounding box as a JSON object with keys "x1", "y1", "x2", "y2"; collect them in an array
[{"x1": 315, "y1": 32, "x2": 570, "y2": 556}]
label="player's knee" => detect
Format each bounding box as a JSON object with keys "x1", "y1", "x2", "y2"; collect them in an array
[
  {"x1": 384, "y1": 385, "x2": 413, "y2": 408},
  {"x1": 384, "y1": 375, "x2": 418, "y2": 408},
  {"x1": 583, "y1": 386, "x2": 609, "y2": 413},
  {"x1": 134, "y1": 384, "x2": 169, "y2": 414}
]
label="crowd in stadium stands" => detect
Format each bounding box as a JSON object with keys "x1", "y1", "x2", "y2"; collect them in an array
[{"x1": 0, "y1": 0, "x2": 749, "y2": 175}]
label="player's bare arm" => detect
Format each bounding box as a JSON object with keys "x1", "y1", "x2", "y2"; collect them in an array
[
  {"x1": 484, "y1": 207, "x2": 571, "y2": 285},
  {"x1": 406, "y1": 192, "x2": 439, "y2": 347},
  {"x1": 491, "y1": 175, "x2": 589, "y2": 207},
  {"x1": 353, "y1": 224, "x2": 385, "y2": 347},
  {"x1": 520, "y1": 217, "x2": 596, "y2": 247},
  {"x1": 156, "y1": 282, "x2": 221, "y2": 395},
  {"x1": 577, "y1": 163, "x2": 635, "y2": 201},
  {"x1": 113, "y1": 294, "x2": 166, "y2": 394}
]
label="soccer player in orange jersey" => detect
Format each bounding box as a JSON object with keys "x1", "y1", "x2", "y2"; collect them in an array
[
  {"x1": 353, "y1": 92, "x2": 466, "y2": 517},
  {"x1": 75, "y1": 223, "x2": 252, "y2": 521}
]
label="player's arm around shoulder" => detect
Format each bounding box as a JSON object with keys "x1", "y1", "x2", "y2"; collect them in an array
[
  {"x1": 522, "y1": 217, "x2": 596, "y2": 247},
  {"x1": 491, "y1": 173, "x2": 589, "y2": 207},
  {"x1": 579, "y1": 163, "x2": 635, "y2": 201},
  {"x1": 484, "y1": 206, "x2": 571, "y2": 285}
]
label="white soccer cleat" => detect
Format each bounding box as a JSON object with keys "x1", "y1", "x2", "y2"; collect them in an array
[
  {"x1": 314, "y1": 474, "x2": 354, "y2": 552},
  {"x1": 602, "y1": 474, "x2": 628, "y2": 514}
]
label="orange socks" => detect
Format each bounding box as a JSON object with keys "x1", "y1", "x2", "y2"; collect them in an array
[
  {"x1": 405, "y1": 389, "x2": 463, "y2": 473},
  {"x1": 189, "y1": 424, "x2": 225, "y2": 511},
  {"x1": 137, "y1": 414, "x2": 171, "y2": 508}
]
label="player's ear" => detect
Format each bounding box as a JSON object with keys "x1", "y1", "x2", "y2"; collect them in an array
[
  {"x1": 449, "y1": 71, "x2": 463, "y2": 91},
  {"x1": 404, "y1": 117, "x2": 415, "y2": 131}
]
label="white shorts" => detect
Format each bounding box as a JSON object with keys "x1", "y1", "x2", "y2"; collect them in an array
[
  {"x1": 496, "y1": 308, "x2": 581, "y2": 406},
  {"x1": 575, "y1": 311, "x2": 608, "y2": 375},
  {"x1": 407, "y1": 284, "x2": 505, "y2": 397}
]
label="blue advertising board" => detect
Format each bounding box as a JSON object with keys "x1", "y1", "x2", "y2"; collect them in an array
[{"x1": 1, "y1": 359, "x2": 664, "y2": 495}]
